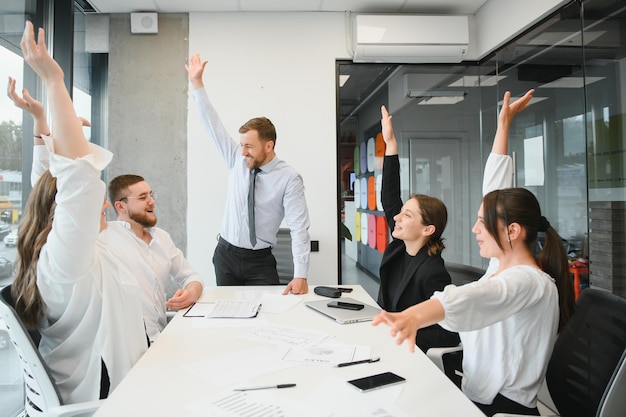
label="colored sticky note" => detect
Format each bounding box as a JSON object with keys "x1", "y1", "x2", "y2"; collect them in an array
[
  {"x1": 375, "y1": 132, "x2": 385, "y2": 170},
  {"x1": 367, "y1": 137, "x2": 375, "y2": 172},
  {"x1": 368, "y1": 214, "x2": 376, "y2": 249},
  {"x1": 360, "y1": 213, "x2": 368, "y2": 245},
  {"x1": 360, "y1": 178, "x2": 367, "y2": 209},
  {"x1": 375, "y1": 174, "x2": 383, "y2": 211},
  {"x1": 367, "y1": 176, "x2": 376, "y2": 210},
  {"x1": 376, "y1": 216, "x2": 388, "y2": 253},
  {"x1": 360, "y1": 141, "x2": 367, "y2": 174}
]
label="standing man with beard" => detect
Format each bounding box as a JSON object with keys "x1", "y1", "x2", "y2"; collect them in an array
[
  {"x1": 185, "y1": 53, "x2": 311, "y2": 295},
  {"x1": 105, "y1": 175, "x2": 204, "y2": 343}
]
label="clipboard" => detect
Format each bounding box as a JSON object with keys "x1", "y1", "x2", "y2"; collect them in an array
[{"x1": 183, "y1": 300, "x2": 261, "y2": 318}]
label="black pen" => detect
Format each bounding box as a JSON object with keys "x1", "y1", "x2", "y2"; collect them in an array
[
  {"x1": 337, "y1": 357, "x2": 380, "y2": 367},
  {"x1": 234, "y1": 383, "x2": 296, "y2": 391}
]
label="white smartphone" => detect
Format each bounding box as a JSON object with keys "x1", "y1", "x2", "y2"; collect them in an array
[{"x1": 347, "y1": 371, "x2": 406, "y2": 392}]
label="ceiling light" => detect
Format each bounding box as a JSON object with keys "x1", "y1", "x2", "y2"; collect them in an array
[
  {"x1": 538, "y1": 76, "x2": 604, "y2": 89},
  {"x1": 407, "y1": 90, "x2": 466, "y2": 98},
  {"x1": 448, "y1": 75, "x2": 506, "y2": 87},
  {"x1": 417, "y1": 96, "x2": 465, "y2": 105}
]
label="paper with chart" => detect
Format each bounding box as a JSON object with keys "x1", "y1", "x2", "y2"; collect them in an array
[
  {"x1": 241, "y1": 324, "x2": 332, "y2": 348},
  {"x1": 282, "y1": 343, "x2": 371, "y2": 366},
  {"x1": 186, "y1": 390, "x2": 325, "y2": 417}
]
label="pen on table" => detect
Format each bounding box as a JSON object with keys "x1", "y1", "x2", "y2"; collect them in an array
[
  {"x1": 234, "y1": 383, "x2": 297, "y2": 391},
  {"x1": 337, "y1": 356, "x2": 381, "y2": 367}
]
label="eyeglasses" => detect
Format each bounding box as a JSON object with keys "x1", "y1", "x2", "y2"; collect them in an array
[{"x1": 119, "y1": 191, "x2": 157, "y2": 202}]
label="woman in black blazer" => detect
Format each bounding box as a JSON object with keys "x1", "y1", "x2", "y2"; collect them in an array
[{"x1": 377, "y1": 105, "x2": 459, "y2": 353}]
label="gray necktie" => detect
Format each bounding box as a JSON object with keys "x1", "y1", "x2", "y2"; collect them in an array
[{"x1": 248, "y1": 168, "x2": 261, "y2": 246}]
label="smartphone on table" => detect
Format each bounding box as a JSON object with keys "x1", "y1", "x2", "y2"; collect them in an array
[
  {"x1": 347, "y1": 372, "x2": 406, "y2": 392},
  {"x1": 327, "y1": 301, "x2": 365, "y2": 311}
]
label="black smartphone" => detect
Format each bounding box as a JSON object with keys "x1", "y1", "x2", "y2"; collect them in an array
[
  {"x1": 347, "y1": 372, "x2": 406, "y2": 392},
  {"x1": 327, "y1": 301, "x2": 364, "y2": 311},
  {"x1": 337, "y1": 287, "x2": 353, "y2": 293}
]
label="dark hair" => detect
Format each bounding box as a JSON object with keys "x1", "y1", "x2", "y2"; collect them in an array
[
  {"x1": 482, "y1": 188, "x2": 575, "y2": 331},
  {"x1": 410, "y1": 194, "x2": 447, "y2": 256},
  {"x1": 108, "y1": 174, "x2": 145, "y2": 211},
  {"x1": 13, "y1": 170, "x2": 57, "y2": 328},
  {"x1": 239, "y1": 117, "x2": 277, "y2": 144}
]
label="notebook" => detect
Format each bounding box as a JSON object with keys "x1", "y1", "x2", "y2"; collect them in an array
[{"x1": 305, "y1": 297, "x2": 381, "y2": 324}]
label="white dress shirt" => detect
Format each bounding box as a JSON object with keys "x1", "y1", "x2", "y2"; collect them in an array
[
  {"x1": 102, "y1": 222, "x2": 203, "y2": 342},
  {"x1": 193, "y1": 88, "x2": 311, "y2": 278},
  {"x1": 34, "y1": 140, "x2": 147, "y2": 404}
]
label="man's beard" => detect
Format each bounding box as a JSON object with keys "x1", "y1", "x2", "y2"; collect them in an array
[{"x1": 129, "y1": 210, "x2": 157, "y2": 228}]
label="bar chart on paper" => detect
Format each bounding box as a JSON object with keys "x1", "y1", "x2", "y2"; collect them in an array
[{"x1": 188, "y1": 391, "x2": 297, "y2": 417}]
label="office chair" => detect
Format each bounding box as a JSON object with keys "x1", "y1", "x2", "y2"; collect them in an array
[
  {"x1": 597, "y1": 350, "x2": 626, "y2": 417},
  {"x1": 490, "y1": 288, "x2": 626, "y2": 417},
  {"x1": 545, "y1": 288, "x2": 626, "y2": 417},
  {"x1": 0, "y1": 285, "x2": 102, "y2": 417}
]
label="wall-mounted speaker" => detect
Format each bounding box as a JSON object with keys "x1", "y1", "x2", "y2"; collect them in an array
[{"x1": 131, "y1": 13, "x2": 158, "y2": 34}]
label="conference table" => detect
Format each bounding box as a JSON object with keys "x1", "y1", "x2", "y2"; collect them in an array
[{"x1": 94, "y1": 285, "x2": 485, "y2": 417}]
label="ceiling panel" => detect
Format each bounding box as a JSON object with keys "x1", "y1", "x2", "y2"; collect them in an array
[{"x1": 87, "y1": 0, "x2": 489, "y2": 14}]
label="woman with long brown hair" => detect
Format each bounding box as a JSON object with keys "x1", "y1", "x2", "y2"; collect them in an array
[{"x1": 7, "y1": 22, "x2": 148, "y2": 404}]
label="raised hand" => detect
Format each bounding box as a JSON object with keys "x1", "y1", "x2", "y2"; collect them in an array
[
  {"x1": 20, "y1": 21, "x2": 64, "y2": 85},
  {"x1": 380, "y1": 105, "x2": 397, "y2": 155},
  {"x1": 185, "y1": 53, "x2": 208, "y2": 89},
  {"x1": 7, "y1": 76, "x2": 45, "y2": 119},
  {"x1": 372, "y1": 309, "x2": 419, "y2": 353},
  {"x1": 491, "y1": 89, "x2": 535, "y2": 155},
  {"x1": 499, "y1": 89, "x2": 535, "y2": 129},
  {"x1": 20, "y1": 21, "x2": 89, "y2": 159}
]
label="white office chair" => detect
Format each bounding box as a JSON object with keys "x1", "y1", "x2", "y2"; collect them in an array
[{"x1": 0, "y1": 286, "x2": 102, "y2": 417}]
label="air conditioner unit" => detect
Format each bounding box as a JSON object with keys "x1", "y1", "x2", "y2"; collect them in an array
[{"x1": 352, "y1": 14, "x2": 469, "y2": 63}]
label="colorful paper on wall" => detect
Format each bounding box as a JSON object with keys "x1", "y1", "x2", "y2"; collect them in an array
[
  {"x1": 360, "y1": 141, "x2": 367, "y2": 174},
  {"x1": 360, "y1": 213, "x2": 368, "y2": 245},
  {"x1": 375, "y1": 132, "x2": 385, "y2": 170},
  {"x1": 367, "y1": 137, "x2": 375, "y2": 172},
  {"x1": 360, "y1": 178, "x2": 367, "y2": 209},
  {"x1": 376, "y1": 216, "x2": 388, "y2": 253},
  {"x1": 375, "y1": 174, "x2": 383, "y2": 211},
  {"x1": 368, "y1": 214, "x2": 376, "y2": 249},
  {"x1": 354, "y1": 177, "x2": 360, "y2": 209},
  {"x1": 367, "y1": 176, "x2": 376, "y2": 210}
]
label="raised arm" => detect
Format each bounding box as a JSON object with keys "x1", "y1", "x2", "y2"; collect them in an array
[
  {"x1": 491, "y1": 89, "x2": 535, "y2": 155},
  {"x1": 483, "y1": 89, "x2": 535, "y2": 196},
  {"x1": 21, "y1": 21, "x2": 89, "y2": 159},
  {"x1": 380, "y1": 105, "x2": 403, "y2": 231}
]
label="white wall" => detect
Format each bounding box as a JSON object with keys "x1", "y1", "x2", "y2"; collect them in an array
[
  {"x1": 186, "y1": 3, "x2": 571, "y2": 286},
  {"x1": 187, "y1": 12, "x2": 350, "y2": 286}
]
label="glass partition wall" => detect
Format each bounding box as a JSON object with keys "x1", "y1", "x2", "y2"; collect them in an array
[{"x1": 339, "y1": 0, "x2": 625, "y2": 297}]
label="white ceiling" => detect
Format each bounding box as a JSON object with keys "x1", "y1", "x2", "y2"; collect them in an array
[{"x1": 86, "y1": 0, "x2": 489, "y2": 15}]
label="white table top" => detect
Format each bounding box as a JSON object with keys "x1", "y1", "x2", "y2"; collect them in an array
[{"x1": 94, "y1": 285, "x2": 484, "y2": 417}]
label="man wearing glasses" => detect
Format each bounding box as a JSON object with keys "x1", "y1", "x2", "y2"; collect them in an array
[{"x1": 105, "y1": 175, "x2": 204, "y2": 343}]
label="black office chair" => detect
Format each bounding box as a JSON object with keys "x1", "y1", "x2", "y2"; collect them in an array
[{"x1": 545, "y1": 288, "x2": 626, "y2": 417}]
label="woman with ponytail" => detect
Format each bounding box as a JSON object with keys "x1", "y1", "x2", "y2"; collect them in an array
[
  {"x1": 376, "y1": 104, "x2": 459, "y2": 353},
  {"x1": 374, "y1": 89, "x2": 574, "y2": 416}
]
